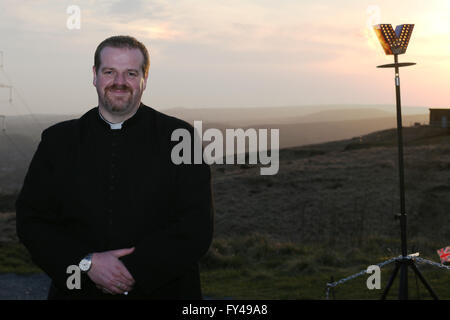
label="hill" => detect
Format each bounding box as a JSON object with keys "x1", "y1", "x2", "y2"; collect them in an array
[
  {"x1": 0, "y1": 108, "x2": 428, "y2": 193},
  {"x1": 162, "y1": 104, "x2": 428, "y2": 126},
  {"x1": 2, "y1": 123, "x2": 449, "y2": 247},
  {"x1": 210, "y1": 124, "x2": 450, "y2": 245},
  {"x1": 1, "y1": 115, "x2": 449, "y2": 299}
]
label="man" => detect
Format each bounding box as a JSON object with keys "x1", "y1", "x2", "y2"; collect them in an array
[{"x1": 15, "y1": 35, "x2": 214, "y2": 299}]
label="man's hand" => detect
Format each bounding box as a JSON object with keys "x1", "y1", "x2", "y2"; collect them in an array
[{"x1": 87, "y1": 247, "x2": 136, "y2": 295}]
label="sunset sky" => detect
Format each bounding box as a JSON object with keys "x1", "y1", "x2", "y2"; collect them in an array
[{"x1": 0, "y1": 0, "x2": 449, "y2": 115}]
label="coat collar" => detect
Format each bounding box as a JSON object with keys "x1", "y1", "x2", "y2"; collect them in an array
[
  {"x1": 93, "y1": 103, "x2": 146, "y2": 131},
  {"x1": 98, "y1": 108, "x2": 124, "y2": 129}
]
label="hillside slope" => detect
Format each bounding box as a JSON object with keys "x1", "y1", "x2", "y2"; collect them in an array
[{"x1": 211, "y1": 125, "x2": 450, "y2": 251}]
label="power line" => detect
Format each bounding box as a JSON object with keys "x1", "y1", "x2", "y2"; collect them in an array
[
  {"x1": 0, "y1": 63, "x2": 44, "y2": 131},
  {"x1": 0, "y1": 51, "x2": 37, "y2": 160}
]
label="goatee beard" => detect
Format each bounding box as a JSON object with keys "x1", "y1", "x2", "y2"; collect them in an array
[{"x1": 103, "y1": 86, "x2": 133, "y2": 113}]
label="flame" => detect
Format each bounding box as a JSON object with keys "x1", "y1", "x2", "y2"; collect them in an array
[
  {"x1": 364, "y1": 26, "x2": 381, "y2": 51},
  {"x1": 364, "y1": 5, "x2": 381, "y2": 51}
]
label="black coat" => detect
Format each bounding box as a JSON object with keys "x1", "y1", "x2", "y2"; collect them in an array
[{"x1": 15, "y1": 103, "x2": 214, "y2": 300}]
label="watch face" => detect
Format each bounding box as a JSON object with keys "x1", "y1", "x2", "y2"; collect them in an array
[{"x1": 79, "y1": 259, "x2": 91, "y2": 272}]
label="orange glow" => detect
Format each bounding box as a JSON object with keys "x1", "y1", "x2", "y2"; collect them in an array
[
  {"x1": 123, "y1": 22, "x2": 182, "y2": 41},
  {"x1": 144, "y1": 25, "x2": 180, "y2": 40},
  {"x1": 373, "y1": 24, "x2": 414, "y2": 55}
]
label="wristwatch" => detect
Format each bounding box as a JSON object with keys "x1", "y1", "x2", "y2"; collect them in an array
[{"x1": 79, "y1": 253, "x2": 93, "y2": 273}]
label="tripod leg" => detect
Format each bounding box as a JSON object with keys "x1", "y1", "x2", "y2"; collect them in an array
[
  {"x1": 410, "y1": 263, "x2": 439, "y2": 300},
  {"x1": 398, "y1": 263, "x2": 408, "y2": 300},
  {"x1": 381, "y1": 262, "x2": 400, "y2": 300}
]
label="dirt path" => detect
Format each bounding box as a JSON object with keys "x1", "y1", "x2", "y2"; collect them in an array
[
  {"x1": 0, "y1": 273, "x2": 50, "y2": 300},
  {"x1": 0, "y1": 273, "x2": 224, "y2": 300}
]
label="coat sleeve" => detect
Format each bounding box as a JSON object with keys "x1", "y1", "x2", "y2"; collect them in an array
[
  {"x1": 120, "y1": 124, "x2": 215, "y2": 295},
  {"x1": 16, "y1": 128, "x2": 91, "y2": 291}
]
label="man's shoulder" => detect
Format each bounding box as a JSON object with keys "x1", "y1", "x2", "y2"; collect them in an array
[
  {"x1": 42, "y1": 119, "x2": 78, "y2": 139},
  {"x1": 41, "y1": 108, "x2": 95, "y2": 139},
  {"x1": 42, "y1": 105, "x2": 196, "y2": 138},
  {"x1": 142, "y1": 104, "x2": 194, "y2": 133},
  {"x1": 45, "y1": 118, "x2": 78, "y2": 131}
]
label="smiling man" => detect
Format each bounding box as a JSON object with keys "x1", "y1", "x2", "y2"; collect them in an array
[
  {"x1": 94, "y1": 43, "x2": 147, "y2": 121},
  {"x1": 15, "y1": 36, "x2": 214, "y2": 299}
]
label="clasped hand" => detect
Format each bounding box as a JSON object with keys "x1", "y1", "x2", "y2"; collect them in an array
[{"x1": 87, "y1": 247, "x2": 135, "y2": 295}]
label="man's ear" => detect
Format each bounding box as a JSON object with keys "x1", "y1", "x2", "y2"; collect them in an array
[
  {"x1": 142, "y1": 74, "x2": 149, "y2": 91},
  {"x1": 92, "y1": 66, "x2": 97, "y2": 87}
]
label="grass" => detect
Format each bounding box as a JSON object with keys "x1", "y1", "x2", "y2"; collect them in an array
[
  {"x1": 2, "y1": 125, "x2": 450, "y2": 299},
  {"x1": 0, "y1": 193, "x2": 18, "y2": 213},
  {"x1": 344, "y1": 126, "x2": 450, "y2": 151},
  {"x1": 0, "y1": 242, "x2": 41, "y2": 274},
  {"x1": 199, "y1": 233, "x2": 450, "y2": 300},
  {"x1": 1, "y1": 231, "x2": 449, "y2": 299}
]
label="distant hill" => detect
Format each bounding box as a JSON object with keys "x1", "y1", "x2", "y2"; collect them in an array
[
  {"x1": 210, "y1": 124, "x2": 450, "y2": 248},
  {"x1": 287, "y1": 108, "x2": 393, "y2": 123},
  {"x1": 0, "y1": 105, "x2": 430, "y2": 193},
  {"x1": 2, "y1": 121, "x2": 449, "y2": 300},
  {"x1": 162, "y1": 104, "x2": 428, "y2": 126},
  {"x1": 239, "y1": 114, "x2": 429, "y2": 149},
  {"x1": 1, "y1": 122, "x2": 450, "y2": 253},
  {"x1": 0, "y1": 133, "x2": 35, "y2": 194}
]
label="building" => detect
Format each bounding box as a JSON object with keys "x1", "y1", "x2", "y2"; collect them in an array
[{"x1": 429, "y1": 108, "x2": 450, "y2": 128}]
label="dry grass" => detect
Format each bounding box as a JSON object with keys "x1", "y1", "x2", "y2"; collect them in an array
[
  {"x1": 1, "y1": 124, "x2": 450, "y2": 298},
  {"x1": 0, "y1": 212, "x2": 17, "y2": 243},
  {"x1": 211, "y1": 126, "x2": 450, "y2": 251}
]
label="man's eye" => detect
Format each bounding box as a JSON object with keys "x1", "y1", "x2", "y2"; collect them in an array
[
  {"x1": 128, "y1": 72, "x2": 137, "y2": 77},
  {"x1": 104, "y1": 71, "x2": 112, "y2": 75}
]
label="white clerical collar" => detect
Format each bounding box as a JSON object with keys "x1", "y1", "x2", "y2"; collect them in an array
[{"x1": 98, "y1": 108, "x2": 124, "y2": 130}]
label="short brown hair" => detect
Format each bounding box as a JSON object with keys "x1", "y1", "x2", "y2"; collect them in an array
[{"x1": 94, "y1": 35, "x2": 150, "y2": 77}]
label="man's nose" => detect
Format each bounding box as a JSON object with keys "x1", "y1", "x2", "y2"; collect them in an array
[{"x1": 113, "y1": 72, "x2": 127, "y2": 86}]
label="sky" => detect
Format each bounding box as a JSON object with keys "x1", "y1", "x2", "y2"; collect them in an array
[{"x1": 0, "y1": 0, "x2": 449, "y2": 116}]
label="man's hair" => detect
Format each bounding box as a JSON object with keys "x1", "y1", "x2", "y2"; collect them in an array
[{"x1": 94, "y1": 35, "x2": 150, "y2": 78}]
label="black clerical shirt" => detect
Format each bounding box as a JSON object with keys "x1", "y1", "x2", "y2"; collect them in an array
[{"x1": 15, "y1": 103, "x2": 214, "y2": 299}]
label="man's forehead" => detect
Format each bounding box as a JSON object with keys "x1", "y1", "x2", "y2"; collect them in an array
[{"x1": 99, "y1": 46, "x2": 144, "y2": 67}]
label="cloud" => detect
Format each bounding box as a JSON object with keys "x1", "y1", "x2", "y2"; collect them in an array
[{"x1": 104, "y1": 0, "x2": 170, "y2": 22}]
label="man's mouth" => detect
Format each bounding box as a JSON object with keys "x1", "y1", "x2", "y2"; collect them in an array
[{"x1": 107, "y1": 87, "x2": 131, "y2": 95}]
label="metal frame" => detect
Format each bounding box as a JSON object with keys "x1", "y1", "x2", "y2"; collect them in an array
[{"x1": 374, "y1": 23, "x2": 437, "y2": 300}]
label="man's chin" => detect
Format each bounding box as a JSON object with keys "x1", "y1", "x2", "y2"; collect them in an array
[
  {"x1": 110, "y1": 104, "x2": 131, "y2": 113},
  {"x1": 105, "y1": 98, "x2": 132, "y2": 113}
]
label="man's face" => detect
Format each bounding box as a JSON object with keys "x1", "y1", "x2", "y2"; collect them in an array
[{"x1": 93, "y1": 46, "x2": 148, "y2": 115}]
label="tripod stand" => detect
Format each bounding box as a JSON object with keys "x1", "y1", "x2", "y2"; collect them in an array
[{"x1": 377, "y1": 54, "x2": 438, "y2": 300}]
